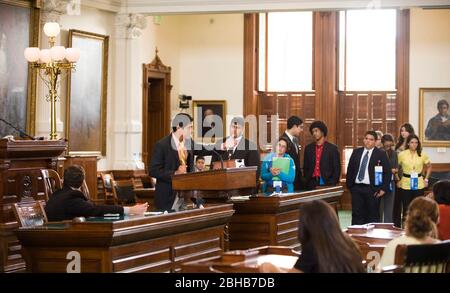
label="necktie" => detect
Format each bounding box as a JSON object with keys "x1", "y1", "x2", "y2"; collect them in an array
[
  {"x1": 292, "y1": 137, "x2": 299, "y2": 153},
  {"x1": 357, "y1": 151, "x2": 369, "y2": 181},
  {"x1": 178, "y1": 140, "x2": 187, "y2": 165}
]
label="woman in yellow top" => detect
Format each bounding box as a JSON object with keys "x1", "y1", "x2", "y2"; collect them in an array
[{"x1": 397, "y1": 134, "x2": 432, "y2": 225}]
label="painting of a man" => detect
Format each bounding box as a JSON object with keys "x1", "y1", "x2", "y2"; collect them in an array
[
  {"x1": 425, "y1": 99, "x2": 450, "y2": 140},
  {"x1": 193, "y1": 101, "x2": 226, "y2": 144}
]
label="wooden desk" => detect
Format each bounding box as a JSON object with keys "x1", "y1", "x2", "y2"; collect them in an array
[
  {"x1": 16, "y1": 204, "x2": 234, "y2": 273},
  {"x1": 345, "y1": 223, "x2": 404, "y2": 271},
  {"x1": 229, "y1": 186, "x2": 343, "y2": 250},
  {"x1": 181, "y1": 246, "x2": 299, "y2": 273},
  {"x1": 0, "y1": 138, "x2": 67, "y2": 272}
]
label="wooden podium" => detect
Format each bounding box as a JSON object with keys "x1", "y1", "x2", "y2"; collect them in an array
[
  {"x1": 172, "y1": 166, "x2": 258, "y2": 201},
  {"x1": 0, "y1": 138, "x2": 67, "y2": 272}
]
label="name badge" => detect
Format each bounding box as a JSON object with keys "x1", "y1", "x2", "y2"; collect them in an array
[
  {"x1": 410, "y1": 172, "x2": 418, "y2": 190},
  {"x1": 273, "y1": 180, "x2": 282, "y2": 194},
  {"x1": 374, "y1": 166, "x2": 383, "y2": 186}
]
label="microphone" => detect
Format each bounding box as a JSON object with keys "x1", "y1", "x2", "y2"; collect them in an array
[
  {"x1": 0, "y1": 118, "x2": 35, "y2": 140},
  {"x1": 210, "y1": 148, "x2": 224, "y2": 169}
]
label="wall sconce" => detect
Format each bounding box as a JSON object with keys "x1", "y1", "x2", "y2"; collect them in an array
[{"x1": 24, "y1": 22, "x2": 80, "y2": 140}]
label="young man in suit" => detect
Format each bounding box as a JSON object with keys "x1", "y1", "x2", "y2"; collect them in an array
[
  {"x1": 280, "y1": 116, "x2": 304, "y2": 191},
  {"x1": 211, "y1": 116, "x2": 260, "y2": 180},
  {"x1": 303, "y1": 121, "x2": 340, "y2": 190},
  {"x1": 150, "y1": 113, "x2": 212, "y2": 211},
  {"x1": 346, "y1": 130, "x2": 392, "y2": 225},
  {"x1": 45, "y1": 165, "x2": 148, "y2": 221}
]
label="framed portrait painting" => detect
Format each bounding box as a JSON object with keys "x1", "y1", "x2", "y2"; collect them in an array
[
  {"x1": 419, "y1": 88, "x2": 450, "y2": 147},
  {"x1": 0, "y1": 0, "x2": 39, "y2": 137},
  {"x1": 67, "y1": 30, "x2": 108, "y2": 155},
  {"x1": 193, "y1": 100, "x2": 226, "y2": 144}
]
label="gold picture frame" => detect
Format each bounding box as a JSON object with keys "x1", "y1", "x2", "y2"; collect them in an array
[
  {"x1": 192, "y1": 100, "x2": 227, "y2": 144},
  {"x1": 419, "y1": 88, "x2": 450, "y2": 147},
  {"x1": 67, "y1": 30, "x2": 108, "y2": 156},
  {"x1": 0, "y1": 0, "x2": 39, "y2": 137}
]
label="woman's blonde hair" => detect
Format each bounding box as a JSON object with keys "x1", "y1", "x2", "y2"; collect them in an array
[{"x1": 405, "y1": 197, "x2": 439, "y2": 239}]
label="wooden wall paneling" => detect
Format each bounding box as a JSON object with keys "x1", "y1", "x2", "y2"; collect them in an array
[
  {"x1": 313, "y1": 12, "x2": 338, "y2": 144},
  {"x1": 243, "y1": 13, "x2": 258, "y2": 118},
  {"x1": 396, "y1": 10, "x2": 410, "y2": 128}
]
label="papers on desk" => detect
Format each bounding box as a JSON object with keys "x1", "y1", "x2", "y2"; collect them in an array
[
  {"x1": 230, "y1": 195, "x2": 251, "y2": 201},
  {"x1": 144, "y1": 211, "x2": 164, "y2": 216},
  {"x1": 348, "y1": 224, "x2": 375, "y2": 230}
]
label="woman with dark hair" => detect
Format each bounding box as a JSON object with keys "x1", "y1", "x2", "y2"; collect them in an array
[
  {"x1": 379, "y1": 197, "x2": 440, "y2": 269},
  {"x1": 393, "y1": 123, "x2": 415, "y2": 227},
  {"x1": 381, "y1": 134, "x2": 398, "y2": 223},
  {"x1": 261, "y1": 137, "x2": 295, "y2": 193},
  {"x1": 395, "y1": 123, "x2": 415, "y2": 152},
  {"x1": 397, "y1": 134, "x2": 432, "y2": 223},
  {"x1": 260, "y1": 200, "x2": 365, "y2": 273},
  {"x1": 432, "y1": 180, "x2": 450, "y2": 240}
]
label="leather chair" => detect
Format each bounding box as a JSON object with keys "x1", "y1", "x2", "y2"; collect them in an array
[
  {"x1": 382, "y1": 240, "x2": 450, "y2": 273},
  {"x1": 112, "y1": 179, "x2": 136, "y2": 205}
]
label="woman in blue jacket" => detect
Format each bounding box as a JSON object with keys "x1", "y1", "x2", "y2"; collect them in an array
[{"x1": 261, "y1": 137, "x2": 295, "y2": 193}]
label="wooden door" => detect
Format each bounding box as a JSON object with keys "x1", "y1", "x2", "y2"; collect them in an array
[{"x1": 142, "y1": 51, "x2": 172, "y2": 172}]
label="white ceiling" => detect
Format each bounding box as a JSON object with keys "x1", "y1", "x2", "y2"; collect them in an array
[{"x1": 82, "y1": 0, "x2": 450, "y2": 14}]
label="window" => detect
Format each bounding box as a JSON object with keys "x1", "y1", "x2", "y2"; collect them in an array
[
  {"x1": 339, "y1": 9, "x2": 397, "y2": 91},
  {"x1": 258, "y1": 12, "x2": 313, "y2": 92}
]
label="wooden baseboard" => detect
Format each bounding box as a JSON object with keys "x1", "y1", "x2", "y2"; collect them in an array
[{"x1": 432, "y1": 163, "x2": 450, "y2": 173}]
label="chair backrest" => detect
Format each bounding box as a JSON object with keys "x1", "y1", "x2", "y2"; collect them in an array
[
  {"x1": 41, "y1": 169, "x2": 62, "y2": 199},
  {"x1": 13, "y1": 200, "x2": 48, "y2": 227},
  {"x1": 112, "y1": 179, "x2": 136, "y2": 205},
  {"x1": 394, "y1": 240, "x2": 450, "y2": 273},
  {"x1": 140, "y1": 175, "x2": 154, "y2": 189}
]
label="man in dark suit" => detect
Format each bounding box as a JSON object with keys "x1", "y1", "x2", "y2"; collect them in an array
[
  {"x1": 211, "y1": 116, "x2": 260, "y2": 180},
  {"x1": 280, "y1": 116, "x2": 304, "y2": 191},
  {"x1": 346, "y1": 131, "x2": 392, "y2": 225},
  {"x1": 303, "y1": 121, "x2": 340, "y2": 190},
  {"x1": 150, "y1": 113, "x2": 212, "y2": 211},
  {"x1": 45, "y1": 165, "x2": 148, "y2": 221}
]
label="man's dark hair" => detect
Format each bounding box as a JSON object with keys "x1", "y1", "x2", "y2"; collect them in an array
[
  {"x1": 365, "y1": 130, "x2": 378, "y2": 140},
  {"x1": 171, "y1": 113, "x2": 193, "y2": 132},
  {"x1": 437, "y1": 99, "x2": 449, "y2": 109},
  {"x1": 63, "y1": 165, "x2": 85, "y2": 189},
  {"x1": 230, "y1": 116, "x2": 245, "y2": 127},
  {"x1": 287, "y1": 116, "x2": 303, "y2": 130},
  {"x1": 309, "y1": 121, "x2": 328, "y2": 137},
  {"x1": 195, "y1": 155, "x2": 205, "y2": 162},
  {"x1": 381, "y1": 133, "x2": 394, "y2": 144}
]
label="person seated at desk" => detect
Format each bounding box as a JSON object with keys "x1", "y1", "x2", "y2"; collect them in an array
[
  {"x1": 261, "y1": 137, "x2": 295, "y2": 193},
  {"x1": 45, "y1": 165, "x2": 148, "y2": 221},
  {"x1": 430, "y1": 180, "x2": 450, "y2": 240},
  {"x1": 378, "y1": 197, "x2": 440, "y2": 269},
  {"x1": 194, "y1": 155, "x2": 206, "y2": 172},
  {"x1": 259, "y1": 200, "x2": 365, "y2": 273}
]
